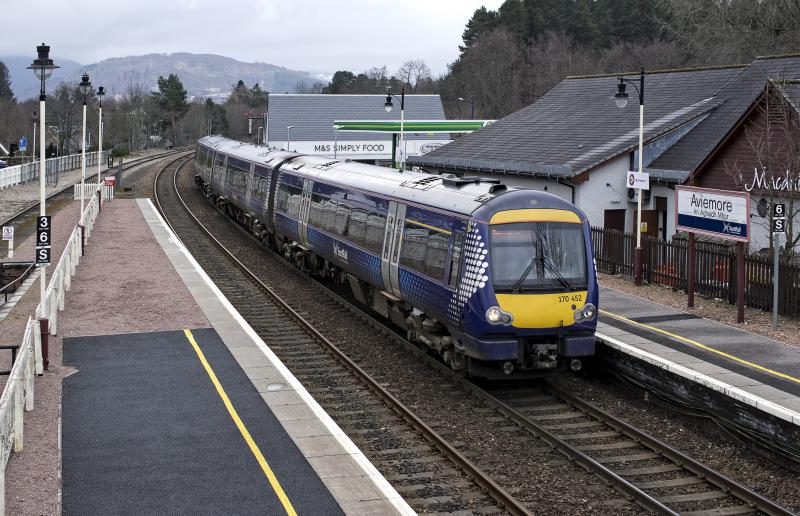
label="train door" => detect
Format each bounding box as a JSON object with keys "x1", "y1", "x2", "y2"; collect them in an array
[
  {"x1": 380, "y1": 201, "x2": 406, "y2": 297},
  {"x1": 245, "y1": 163, "x2": 255, "y2": 209},
  {"x1": 298, "y1": 179, "x2": 313, "y2": 247}
]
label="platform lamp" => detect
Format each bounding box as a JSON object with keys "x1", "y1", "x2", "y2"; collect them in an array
[
  {"x1": 458, "y1": 96, "x2": 476, "y2": 119},
  {"x1": 96, "y1": 86, "x2": 105, "y2": 184},
  {"x1": 31, "y1": 111, "x2": 39, "y2": 164},
  {"x1": 27, "y1": 43, "x2": 59, "y2": 326},
  {"x1": 384, "y1": 86, "x2": 406, "y2": 171},
  {"x1": 613, "y1": 68, "x2": 645, "y2": 286},
  {"x1": 78, "y1": 73, "x2": 93, "y2": 215}
]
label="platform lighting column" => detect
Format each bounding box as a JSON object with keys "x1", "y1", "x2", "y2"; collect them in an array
[
  {"x1": 78, "y1": 73, "x2": 92, "y2": 215},
  {"x1": 458, "y1": 96, "x2": 476, "y2": 119},
  {"x1": 97, "y1": 86, "x2": 105, "y2": 184},
  {"x1": 28, "y1": 43, "x2": 59, "y2": 312},
  {"x1": 286, "y1": 125, "x2": 294, "y2": 151},
  {"x1": 614, "y1": 69, "x2": 646, "y2": 286},
  {"x1": 32, "y1": 111, "x2": 38, "y2": 168},
  {"x1": 384, "y1": 86, "x2": 406, "y2": 171}
]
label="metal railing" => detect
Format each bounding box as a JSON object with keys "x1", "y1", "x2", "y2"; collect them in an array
[
  {"x1": 0, "y1": 262, "x2": 36, "y2": 308},
  {"x1": 0, "y1": 151, "x2": 108, "y2": 190},
  {"x1": 0, "y1": 183, "x2": 106, "y2": 515}
]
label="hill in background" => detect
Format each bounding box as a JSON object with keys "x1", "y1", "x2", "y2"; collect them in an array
[{"x1": 3, "y1": 52, "x2": 321, "y2": 101}]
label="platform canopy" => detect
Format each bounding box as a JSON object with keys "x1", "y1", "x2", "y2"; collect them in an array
[{"x1": 333, "y1": 120, "x2": 494, "y2": 134}]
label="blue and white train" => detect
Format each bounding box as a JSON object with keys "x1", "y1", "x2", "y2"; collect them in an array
[{"x1": 194, "y1": 135, "x2": 598, "y2": 378}]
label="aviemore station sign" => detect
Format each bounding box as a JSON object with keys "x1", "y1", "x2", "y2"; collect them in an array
[
  {"x1": 675, "y1": 185, "x2": 751, "y2": 322},
  {"x1": 676, "y1": 186, "x2": 751, "y2": 242}
]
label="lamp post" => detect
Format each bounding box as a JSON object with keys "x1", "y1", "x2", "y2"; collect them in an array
[
  {"x1": 78, "y1": 73, "x2": 92, "y2": 215},
  {"x1": 458, "y1": 96, "x2": 476, "y2": 119},
  {"x1": 286, "y1": 125, "x2": 294, "y2": 151},
  {"x1": 333, "y1": 125, "x2": 340, "y2": 159},
  {"x1": 31, "y1": 111, "x2": 39, "y2": 166},
  {"x1": 97, "y1": 86, "x2": 105, "y2": 184},
  {"x1": 613, "y1": 68, "x2": 645, "y2": 286},
  {"x1": 27, "y1": 43, "x2": 59, "y2": 316},
  {"x1": 384, "y1": 86, "x2": 406, "y2": 171}
]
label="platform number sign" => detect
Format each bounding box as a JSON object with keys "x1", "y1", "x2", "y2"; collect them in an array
[
  {"x1": 772, "y1": 203, "x2": 786, "y2": 234},
  {"x1": 36, "y1": 215, "x2": 51, "y2": 265}
]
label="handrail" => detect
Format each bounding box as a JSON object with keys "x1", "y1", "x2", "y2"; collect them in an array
[{"x1": 0, "y1": 262, "x2": 36, "y2": 307}]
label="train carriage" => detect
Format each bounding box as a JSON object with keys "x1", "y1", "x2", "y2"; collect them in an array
[{"x1": 194, "y1": 135, "x2": 598, "y2": 379}]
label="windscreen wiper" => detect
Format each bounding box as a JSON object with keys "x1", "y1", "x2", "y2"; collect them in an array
[{"x1": 510, "y1": 256, "x2": 537, "y2": 294}]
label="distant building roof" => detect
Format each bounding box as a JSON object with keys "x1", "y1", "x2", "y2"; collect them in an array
[
  {"x1": 266, "y1": 94, "x2": 446, "y2": 143},
  {"x1": 409, "y1": 55, "x2": 800, "y2": 183}
]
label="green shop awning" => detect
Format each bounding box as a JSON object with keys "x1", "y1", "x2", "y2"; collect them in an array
[{"x1": 333, "y1": 120, "x2": 493, "y2": 134}]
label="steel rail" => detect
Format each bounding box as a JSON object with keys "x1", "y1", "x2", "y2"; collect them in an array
[
  {"x1": 155, "y1": 157, "x2": 533, "y2": 516},
  {"x1": 0, "y1": 148, "x2": 187, "y2": 229}
]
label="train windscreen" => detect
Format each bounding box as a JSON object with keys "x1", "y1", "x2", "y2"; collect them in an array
[{"x1": 491, "y1": 222, "x2": 587, "y2": 293}]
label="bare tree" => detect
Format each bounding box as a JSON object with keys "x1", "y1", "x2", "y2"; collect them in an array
[
  {"x1": 396, "y1": 59, "x2": 432, "y2": 93},
  {"x1": 294, "y1": 80, "x2": 324, "y2": 94}
]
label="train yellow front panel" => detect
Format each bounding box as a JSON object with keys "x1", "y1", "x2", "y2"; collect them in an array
[{"x1": 495, "y1": 292, "x2": 588, "y2": 328}]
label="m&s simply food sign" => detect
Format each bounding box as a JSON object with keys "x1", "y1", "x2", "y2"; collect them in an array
[{"x1": 675, "y1": 186, "x2": 750, "y2": 242}]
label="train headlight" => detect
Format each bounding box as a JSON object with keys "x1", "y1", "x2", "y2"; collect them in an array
[
  {"x1": 486, "y1": 306, "x2": 513, "y2": 325},
  {"x1": 582, "y1": 303, "x2": 596, "y2": 320}
]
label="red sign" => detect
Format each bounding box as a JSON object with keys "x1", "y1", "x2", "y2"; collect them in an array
[{"x1": 103, "y1": 176, "x2": 116, "y2": 187}]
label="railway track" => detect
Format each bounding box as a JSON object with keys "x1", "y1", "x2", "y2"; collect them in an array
[
  {"x1": 154, "y1": 156, "x2": 529, "y2": 515},
  {"x1": 162, "y1": 154, "x2": 795, "y2": 515},
  {"x1": 0, "y1": 149, "x2": 186, "y2": 229}
]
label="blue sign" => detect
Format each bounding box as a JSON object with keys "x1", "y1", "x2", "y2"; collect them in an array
[
  {"x1": 675, "y1": 186, "x2": 751, "y2": 242},
  {"x1": 19, "y1": 138, "x2": 27, "y2": 152}
]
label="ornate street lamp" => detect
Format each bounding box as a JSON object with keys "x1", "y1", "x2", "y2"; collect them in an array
[
  {"x1": 613, "y1": 69, "x2": 646, "y2": 286},
  {"x1": 384, "y1": 86, "x2": 406, "y2": 171},
  {"x1": 97, "y1": 86, "x2": 105, "y2": 183},
  {"x1": 78, "y1": 73, "x2": 93, "y2": 214},
  {"x1": 27, "y1": 43, "x2": 59, "y2": 326}
]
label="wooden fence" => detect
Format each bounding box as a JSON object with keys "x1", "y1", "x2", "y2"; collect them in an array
[{"x1": 591, "y1": 226, "x2": 800, "y2": 316}]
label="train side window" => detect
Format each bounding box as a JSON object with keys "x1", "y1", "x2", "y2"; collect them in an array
[
  {"x1": 426, "y1": 232, "x2": 448, "y2": 281},
  {"x1": 348, "y1": 208, "x2": 367, "y2": 246},
  {"x1": 448, "y1": 232, "x2": 463, "y2": 287},
  {"x1": 365, "y1": 211, "x2": 386, "y2": 255},
  {"x1": 310, "y1": 192, "x2": 325, "y2": 227},
  {"x1": 335, "y1": 203, "x2": 351, "y2": 236},
  {"x1": 401, "y1": 225, "x2": 428, "y2": 274}
]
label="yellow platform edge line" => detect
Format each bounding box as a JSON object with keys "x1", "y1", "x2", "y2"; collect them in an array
[
  {"x1": 599, "y1": 310, "x2": 800, "y2": 386},
  {"x1": 183, "y1": 329, "x2": 298, "y2": 516}
]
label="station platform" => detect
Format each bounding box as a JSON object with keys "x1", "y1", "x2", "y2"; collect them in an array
[
  {"x1": 56, "y1": 199, "x2": 412, "y2": 515},
  {"x1": 596, "y1": 286, "x2": 800, "y2": 430}
]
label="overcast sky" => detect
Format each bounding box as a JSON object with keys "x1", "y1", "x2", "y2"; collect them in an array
[{"x1": 6, "y1": 0, "x2": 504, "y2": 76}]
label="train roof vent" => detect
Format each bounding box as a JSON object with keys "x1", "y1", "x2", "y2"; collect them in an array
[
  {"x1": 316, "y1": 160, "x2": 339, "y2": 169},
  {"x1": 401, "y1": 176, "x2": 442, "y2": 190},
  {"x1": 474, "y1": 185, "x2": 507, "y2": 203}
]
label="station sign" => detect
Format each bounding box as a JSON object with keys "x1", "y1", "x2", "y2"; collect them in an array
[
  {"x1": 36, "y1": 215, "x2": 51, "y2": 265},
  {"x1": 627, "y1": 171, "x2": 650, "y2": 190},
  {"x1": 772, "y1": 203, "x2": 786, "y2": 234},
  {"x1": 19, "y1": 138, "x2": 27, "y2": 152},
  {"x1": 675, "y1": 186, "x2": 750, "y2": 242},
  {"x1": 1, "y1": 226, "x2": 12, "y2": 241}
]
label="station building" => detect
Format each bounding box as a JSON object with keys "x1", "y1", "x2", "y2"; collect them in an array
[
  {"x1": 409, "y1": 55, "x2": 800, "y2": 252},
  {"x1": 265, "y1": 94, "x2": 451, "y2": 163}
]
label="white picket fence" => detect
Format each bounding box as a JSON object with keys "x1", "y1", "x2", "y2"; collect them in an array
[
  {"x1": 0, "y1": 151, "x2": 108, "y2": 190},
  {"x1": 73, "y1": 182, "x2": 115, "y2": 202},
  {"x1": 0, "y1": 183, "x2": 104, "y2": 515}
]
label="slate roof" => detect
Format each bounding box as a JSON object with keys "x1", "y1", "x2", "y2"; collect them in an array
[
  {"x1": 653, "y1": 56, "x2": 800, "y2": 177},
  {"x1": 410, "y1": 55, "x2": 800, "y2": 183},
  {"x1": 266, "y1": 94, "x2": 446, "y2": 143}
]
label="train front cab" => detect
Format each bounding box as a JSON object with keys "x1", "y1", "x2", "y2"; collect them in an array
[{"x1": 455, "y1": 206, "x2": 598, "y2": 379}]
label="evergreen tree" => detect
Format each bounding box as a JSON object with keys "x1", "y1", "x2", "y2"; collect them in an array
[
  {"x1": 153, "y1": 74, "x2": 189, "y2": 146},
  {"x1": 0, "y1": 61, "x2": 14, "y2": 100}
]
